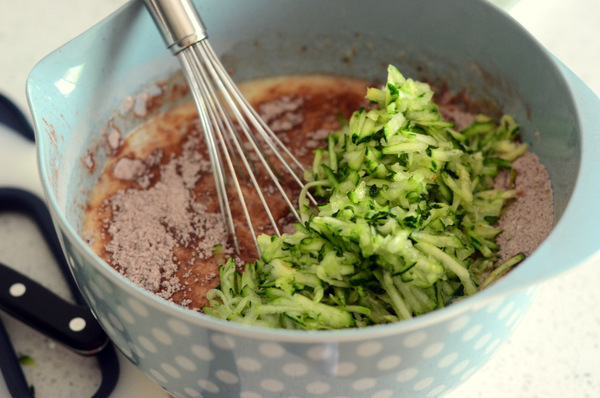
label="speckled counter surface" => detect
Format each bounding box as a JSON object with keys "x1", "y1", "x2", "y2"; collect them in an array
[{"x1": 0, "y1": 1, "x2": 598, "y2": 397}]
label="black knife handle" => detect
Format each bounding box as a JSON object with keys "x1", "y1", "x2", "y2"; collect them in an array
[{"x1": 0, "y1": 261, "x2": 108, "y2": 355}]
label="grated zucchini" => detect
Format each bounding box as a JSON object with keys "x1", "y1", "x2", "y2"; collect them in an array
[{"x1": 204, "y1": 65, "x2": 526, "y2": 330}]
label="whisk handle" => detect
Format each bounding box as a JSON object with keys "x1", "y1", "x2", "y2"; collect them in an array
[{"x1": 143, "y1": 0, "x2": 207, "y2": 54}]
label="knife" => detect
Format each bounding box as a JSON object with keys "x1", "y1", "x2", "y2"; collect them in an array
[{"x1": 0, "y1": 261, "x2": 109, "y2": 355}]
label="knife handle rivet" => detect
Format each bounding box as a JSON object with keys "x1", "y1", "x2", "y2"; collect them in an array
[
  {"x1": 69, "y1": 317, "x2": 87, "y2": 332},
  {"x1": 9, "y1": 282, "x2": 26, "y2": 297}
]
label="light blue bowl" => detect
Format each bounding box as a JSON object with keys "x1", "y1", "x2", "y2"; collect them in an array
[{"x1": 27, "y1": 1, "x2": 600, "y2": 397}]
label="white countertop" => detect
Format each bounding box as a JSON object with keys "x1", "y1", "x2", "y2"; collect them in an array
[{"x1": 1, "y1": 1, "x2": 599, "y2": 397}]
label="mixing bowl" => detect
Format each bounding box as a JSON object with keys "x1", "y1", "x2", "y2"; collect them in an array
[{"x1": 26, "y1": 0, "x2": 600, "y2": 397}]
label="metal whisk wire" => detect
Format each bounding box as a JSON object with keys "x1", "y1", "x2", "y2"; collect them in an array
[{"x1": 143, "y1": 0, "x2": 313, "y2": 255}]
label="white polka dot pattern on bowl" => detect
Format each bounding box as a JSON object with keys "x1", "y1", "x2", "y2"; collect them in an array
[{"x1": 72, "y1": 249, "x2": 538, "y2": 398}]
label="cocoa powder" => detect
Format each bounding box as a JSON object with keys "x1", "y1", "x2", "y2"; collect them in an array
[
  {"x1": 495, "y1": 151, "x2": 554, "y2": 261},
  {"x1": 101, "y1": 126, "x2": 229, "y2": 301},
  {"x1": 85, "y1": 75, "x2": 371, "y2": 308}
]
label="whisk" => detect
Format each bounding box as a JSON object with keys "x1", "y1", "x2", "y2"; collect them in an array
[{"x1": 143, "y1": 0, "x2": 313, "y2": 255}]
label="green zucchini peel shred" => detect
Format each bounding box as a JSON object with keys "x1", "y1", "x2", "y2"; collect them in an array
[{"x1": 204, "y1": 65, "x2": 527, "y2": 330}]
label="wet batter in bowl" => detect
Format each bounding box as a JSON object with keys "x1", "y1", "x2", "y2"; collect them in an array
[
  {"x1": 83, "y1": 75, "x2": 373, "y2": 308},
  {"x1": 82, "y1": 74, "x2": 553, "y2": 312}
]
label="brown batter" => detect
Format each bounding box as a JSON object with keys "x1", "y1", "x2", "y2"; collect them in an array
[
  {"x1": 82, "y1": 75, "x2": 372, "y2": 309},
  {"x1": 82, "y1": 74, "x2": 553, "y2": 310}
]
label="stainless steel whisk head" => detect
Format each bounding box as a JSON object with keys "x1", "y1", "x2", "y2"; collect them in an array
[{"x1": 143, "y1": 0, "x2": 311, "y2": 255}]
